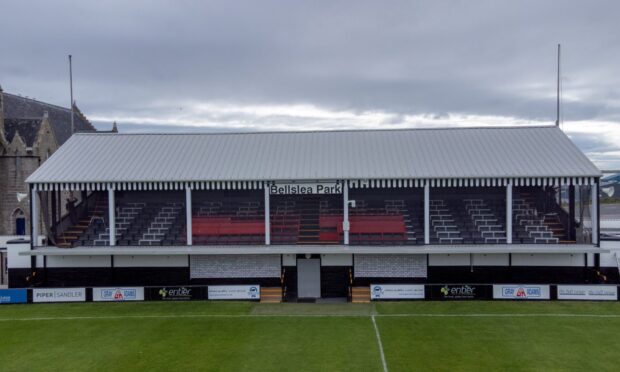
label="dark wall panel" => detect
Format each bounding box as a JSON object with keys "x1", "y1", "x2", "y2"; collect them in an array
[{"x1": 321, "y1": 266, "x2": 350, "y2": 298}]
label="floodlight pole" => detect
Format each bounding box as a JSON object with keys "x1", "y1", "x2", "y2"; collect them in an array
[
  {"x1": 556, "y1": 44, "x2": 561, "y2": 127},
  {"x1": 69, "y1": 55, "x2": 75, "y2": 135}
]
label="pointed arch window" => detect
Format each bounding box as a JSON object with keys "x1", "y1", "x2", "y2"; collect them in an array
[{"x1": 12, "y1": 209, "x2": 26, "y2": 236}]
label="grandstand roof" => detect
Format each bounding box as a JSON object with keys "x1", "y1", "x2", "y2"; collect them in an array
[{"x1": 27, "y1": 126, "x2": 601, "y2": 185}]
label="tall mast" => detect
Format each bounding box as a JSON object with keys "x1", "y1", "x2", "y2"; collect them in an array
[
  {"x1": 556, "y1": 44, "x2": 561, "y2": 127},
  {"x1": 69, "y1": 54, "x2": 74, "y2": 135}
]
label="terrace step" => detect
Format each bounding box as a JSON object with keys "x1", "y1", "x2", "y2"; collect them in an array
[
  {"x1": 351, "y1": 287, "x2": 370, "y2": 303},
  {"x1": 260, "y1": 287, "x2": 283, "y2": 303}
]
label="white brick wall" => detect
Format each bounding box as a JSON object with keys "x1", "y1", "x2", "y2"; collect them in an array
[
  {"x1": 190, "y1": 254, "x2": 281, "y2": 278},
  {"x1": 354, "y1": 254, "x2": 427, "y2": 278}
]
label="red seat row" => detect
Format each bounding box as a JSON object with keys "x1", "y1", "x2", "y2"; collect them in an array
[
  {"x1": 318, "y1": 214, "x2": 407, "y2": 242},
  {"x1": 192, "y1": 217, "x2": 265, "y2": 236}
]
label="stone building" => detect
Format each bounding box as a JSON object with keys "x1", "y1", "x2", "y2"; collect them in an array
[{"x1": 0, "y1": 85, "x2": 110, "y2": 237}]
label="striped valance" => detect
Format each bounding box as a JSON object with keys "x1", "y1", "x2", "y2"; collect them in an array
[{"x1": 31, "y1": 176, "x2": 597, "y2": 192}]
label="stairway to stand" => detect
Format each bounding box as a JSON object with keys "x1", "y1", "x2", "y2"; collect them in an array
[
  {"x1": 351, "y1": 286, "x2": 370, "y2": 303},
  {"x1": 260, "y1": 287, "x2": 283, "y2": 303},
  {"x1": 297, "y1": 197, "x2": 320, "y2": 244},
  {"x1": 57, "y1": 194, "x2": 108, "y2": 248}
]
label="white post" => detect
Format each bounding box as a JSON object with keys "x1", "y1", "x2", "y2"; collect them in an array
[
  {"x1": 108, "y1": 187, "x2": 115, "y2": 246},
  {"x1": 264, "y1": 185, "x2": 270, "y2": 245},
  {"x1": 506, "y1": 181, "x2": 513, "y2": 244},
  {"x1": 186, "y1": 187, "x2": 192, "y2": 246},
  {"x1": 31, "y1": 187, "x2": 39, "y2": 246},
  {"x1": 343, "y1": 181, "x2": 350, "y2": 245},
  {"x1": 591, "y1": 181, "x2": 598, "y2": 245},
  {"x1": 424, "y1": 182, "x2": 430, "y2": 244}
]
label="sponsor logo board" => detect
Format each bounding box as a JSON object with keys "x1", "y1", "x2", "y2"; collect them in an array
[
  {"x1": 557, "y1": 285, "x2": 618, "y2": 301},
  {"x1": 371, "y1": 284, "x2": 425, "y2": 300},
  {"x1": 208, "y1": 285, "x2": 260, "y2": 300},
  {"x1": 432, "y1": 285, "x2": 491, "y2": 300},
  {"x1": 146, "y1": 286, "x2": 207, "y2": 301},
  {"x1": 0, "y1": 289, "x2": 27, "y2": 304},
  {"x1": 93, "y1": 287, "x2": 144, "y2": 302},
  {"x1": 493, "y1": 285, "x2": 550, "y2": 300},
  {"x1": 269, "y1": 182, "x2": 342, "y2": 195},
  {"x1": 33, "y1": 288, "x2": 86, "y2": 303}
]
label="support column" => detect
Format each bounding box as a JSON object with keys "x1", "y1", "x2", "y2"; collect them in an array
[
  {"x1": 591, "y1": 181, "x2": 598, "y2": 245},
  {"x1": 50, "y1": 191, "x2": 57, "y2": 237},
  {"x1": 31, "y1": 187, "x2": 39, "y2": 247},
  {"x1": 424, "y1": 182, "x2": 430, "y2": 244},
  {"x1": 264, "y1": 185, "x2": 270, "y2": 245},
  {"x1": 56, "y1": 190, "x2": 61, "y2": 226},
  {"x1": 186, "y1": 187, "x2": 192, "y2": 246},
  {"x1": 343, "y1": 181, "x2": 350, "y2": 245},
  {"x1": 108, "y1": 187, "x2": 115, "y2": 246},
  {"x1": 568, "y1": 185, "x2": 575, "y2": 241},
  {"x1": 506, "y1": 181, "x2": 512, "y2": 244}
]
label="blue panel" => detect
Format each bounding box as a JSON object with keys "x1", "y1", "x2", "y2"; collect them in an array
[{"x1": 0, "y1": 289, "x2": 28, "y2": 304}]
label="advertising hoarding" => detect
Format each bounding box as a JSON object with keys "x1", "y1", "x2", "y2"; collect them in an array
[
  {"x1": 33, "y1": 288, "x2": 86, "y2": 303},
  {"x1": 429, "y1": 285, "x2": 492, "y2": 300},
  {"x1": 0, "y1": 289, "x2": 27, "y2": 304},
  {"x1": 370, "y1": 284, "x2": 425, "y2": 300},
  {"x1": 146, "y1": 286, "x2": 207, "y2": 301},
  {"x1": 208, "y1": 285, "x2": 260, "y2": 300},
  {"x1": 557, "y1": 285, "x2": 618, "y2": 301},
  {"x1": 93, "y1": 287, "x2": 145, "y2": 302},
  {"x1": 493, "y1": 285, "x2": 550, "y2": 300}
]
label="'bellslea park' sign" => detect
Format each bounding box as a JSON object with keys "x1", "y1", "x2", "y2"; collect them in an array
[{"x1": 269, "y1": 182, "x2": 342, "y2": 195}]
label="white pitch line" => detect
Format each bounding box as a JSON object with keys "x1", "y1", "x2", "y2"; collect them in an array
[
  {"x1": 1, "y1": 313, "x2": 620, "y2": 322},
  {"x1": 379, "y1": 313, "x2": 620, "y2": 318},
  {"x1": 371, "y1": 315, "x2": 389, "y2": 372}
]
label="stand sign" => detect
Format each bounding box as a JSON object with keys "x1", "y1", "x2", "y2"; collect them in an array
[{"x1": 269, "y1": 182, "x2": 342, "y2": 195}]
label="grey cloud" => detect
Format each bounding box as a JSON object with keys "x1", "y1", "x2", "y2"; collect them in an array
[{"x1": 2, "y1": 0, "x2": 620, "y2": 163}]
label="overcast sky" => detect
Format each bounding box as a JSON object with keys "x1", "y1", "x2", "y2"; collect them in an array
[{"x1": 1, "y1": 1, "x2": 619, "y2": 168}]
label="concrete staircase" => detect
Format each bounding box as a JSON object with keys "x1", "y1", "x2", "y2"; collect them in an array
[
  {"x1": 513, "y1": 198, "x2": 558, "y2": 243},
  {"x1": 93, "y1": 202, "x2": 145, "y2": 246},
  {"x1": 351, "y1": 286, "x2": 370, "y2": 303},
  {"x1": 57, "y1": 196, "x2": 108, "y2": 248},
  {"x1": 464, "y1": 199, "x2": 506, "y2": 243},
  {"x1": 138, "y1": 203, "x2": 183, "y2": 246},
  {"x1": 386, "y1": 199, "x2": 417, "y2": 244},
  {"x1": 430, "y1": 199, "x2": 463, "y2": 244},
  {"x1": 260, "y1": 287, "x2": 283, "y2": 303},
  {"x1": 297, "y1": 198, "x2": 320, "y2": 244},
  {"x1": 196, "y1": 201, "x2": 223, "y2": 216}
]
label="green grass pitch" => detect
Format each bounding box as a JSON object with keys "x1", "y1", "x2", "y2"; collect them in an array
[{"x1": 1, "y1": 301, "x2": 619, "y2": 371}]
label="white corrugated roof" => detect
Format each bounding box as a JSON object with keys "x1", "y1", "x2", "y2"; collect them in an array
[{"x1": 26, "y1": 126, "x2": 601, "y2": 183}]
